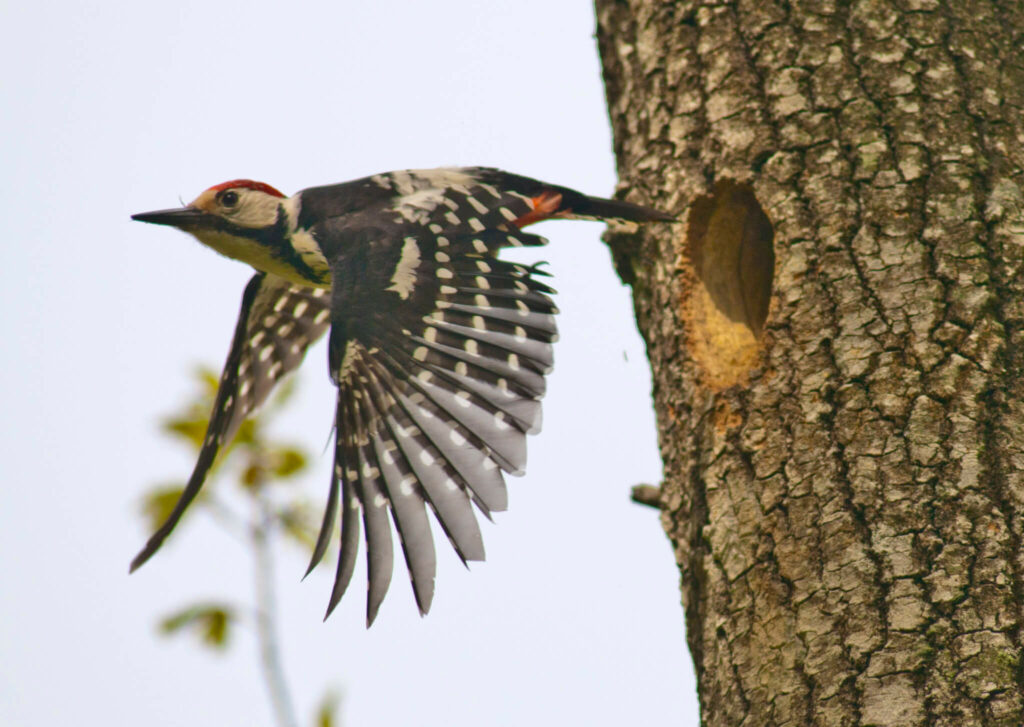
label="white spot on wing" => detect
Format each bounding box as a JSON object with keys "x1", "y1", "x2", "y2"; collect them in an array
[
  {"x1": 337, "y1": 340, "x2": 361, "y2": 381},
  {"x1": 467, "y1": 196, "x2": 489, "y2": 215},
  {"x1": 386, "y1": 237, "x2": 421, "y2": 300},
  {"x1": 394, "y1": 188, "x2": 447, "y2": 223},
  {"x1": 479, "y1": 183, "x2": 501, "y2": 198}
]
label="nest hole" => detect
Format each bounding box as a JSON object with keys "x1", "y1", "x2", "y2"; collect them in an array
[{"x1": 685, "y1": 179, "x2": 774, "y2": 389}]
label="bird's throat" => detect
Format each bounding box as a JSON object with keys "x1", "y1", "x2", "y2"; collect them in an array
[{"x1": 191, "y1": 227, "x2": 331, "y2": 288}]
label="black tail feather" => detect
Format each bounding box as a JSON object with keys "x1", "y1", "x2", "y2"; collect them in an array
[{"x1": 568, "y1": 194, "x2": 675, "y2": 223}]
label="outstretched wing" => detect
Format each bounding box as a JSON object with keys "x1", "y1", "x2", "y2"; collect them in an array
[
  {"x1": 301, "y1": 167, "x2": 669, "y2": 624},
  {"x1": 131, "y1": 273, "x2": 331, "y2": 571}
]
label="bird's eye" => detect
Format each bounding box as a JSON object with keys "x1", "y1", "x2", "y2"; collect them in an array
[{"x1": 221, "y1": 191, "x2": 239, "y2": 207}]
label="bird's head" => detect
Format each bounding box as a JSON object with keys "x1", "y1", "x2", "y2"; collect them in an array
[
  {"x1": 131, "y1": 180, "x2": 325, "y2": 283},
  {"x1": 132, "y1": 179, "x2": 287, "y2": 232}
]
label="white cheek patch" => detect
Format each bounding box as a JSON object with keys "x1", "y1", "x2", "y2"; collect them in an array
[
  {"x1": 386, "y1": 236, "x2": 421, "y2": 300},
  {"x1": 231, "y1": 192, "x2": 282, "y2": 228}
]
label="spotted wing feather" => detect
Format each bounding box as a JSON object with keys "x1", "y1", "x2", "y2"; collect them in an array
[
  {"x1": 301, "y1": 167, "x2": 670, "y2": 622},
  {"x1": 131, "y1": 273, "x2": 331, "y2": 572},
  {"x1": 308, "y1": 218, "x2": 558, "y2": 623}
]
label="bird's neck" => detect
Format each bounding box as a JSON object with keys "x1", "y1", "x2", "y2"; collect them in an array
[{"x1": 193, "y1": 199, "x2": 331, "y2": 288}]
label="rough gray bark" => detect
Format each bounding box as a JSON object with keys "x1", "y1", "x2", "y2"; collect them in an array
[{"x1": 595, "y1": 1, "x2": 1024, "y2": 725}]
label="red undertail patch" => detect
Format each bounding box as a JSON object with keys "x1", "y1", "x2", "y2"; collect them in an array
[{"x1": 512, "y1": 190, "x2": 564, "y2": 228}]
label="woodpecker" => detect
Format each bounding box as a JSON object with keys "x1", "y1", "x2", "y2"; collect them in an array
[{"x1": 131, "y1": 167, "x2": 671, "y2": 625}]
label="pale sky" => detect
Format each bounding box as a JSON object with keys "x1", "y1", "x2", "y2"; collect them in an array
[{"x1": 0, "y1": 2, "x2": 698, "y2": 724}]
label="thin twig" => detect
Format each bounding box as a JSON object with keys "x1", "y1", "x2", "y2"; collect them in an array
[
  {"x1": 203, "y1": 495, "x2": 248, "y2": 540},
  {"x1": 252, "y1": 493, "x2": 299, "y2": 727},
  {"x1": 631, "y1": 483, "x2": 663, "y2": 509}
]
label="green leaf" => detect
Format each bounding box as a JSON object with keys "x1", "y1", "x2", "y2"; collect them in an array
[
  {"x1": 196, "y1": 366, "x2": 220, "y2": 395},
  {"x1": 240, "y1": 463, "x2": 267, "y2": 490},
  {"x1": 233, "y1": 418, "x2": 258, "y2": 447},
  {"x1": 269, "y1": 375, "x2": 297, "y2": 411},
  {"x1": 162, "y1": 414, "x2": 208, "y2": 449},
  {"x1": 158, "y1": 603, "x2": 236, "y2": 650},
  {"x1": 315, "y1": 690, "x2": 341, "y2": 727},
  {"x1": 278, "y1": 502, "x2": 320, "y2": 552},
  {"x1": 140, "y1": 484, "x2": 189, "y2": 531},
  {"x1": 272, "y1": 447, "x2": 307, "y2": 479}
]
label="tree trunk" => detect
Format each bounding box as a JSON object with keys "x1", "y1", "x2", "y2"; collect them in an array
[{"x1": 595, "y1": 2, "x2": 1024, "y2": 725}]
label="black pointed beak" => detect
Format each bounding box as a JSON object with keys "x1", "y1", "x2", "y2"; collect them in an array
[{"x1": 131, "y1": 207, "x2": 207, "y2": 228}]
